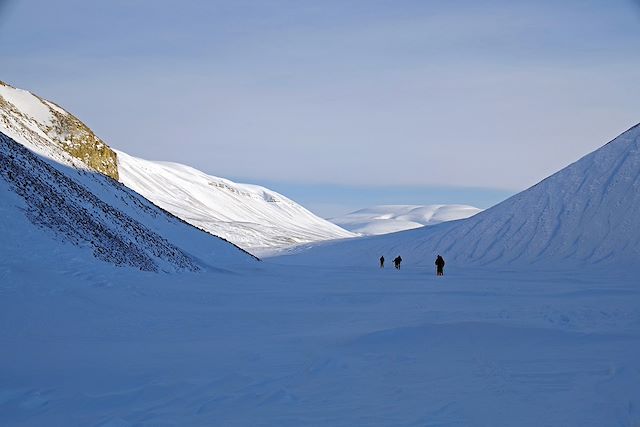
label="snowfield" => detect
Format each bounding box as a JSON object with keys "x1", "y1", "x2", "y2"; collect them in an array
[
  {"x1": 330, "y1": 204, "x2": 482, "y2": 235},
  {"x1": 2, "y1": 79, "x2": 640, "y2": 426},
  {"x1": 1, "y1": 262, "x2": 639, "y2": 426}
]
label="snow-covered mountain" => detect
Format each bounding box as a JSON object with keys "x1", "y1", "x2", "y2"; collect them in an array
[
  {"x1": 0, "y1": 80, "x2": 354, "y2": 257},
  {"x1": 0, "y1": 81, "x2": 257, "y2": 271},
  {"x1": 276, "y1": 123, "x2": 640, "y2": 269},
  {"x1": 330, "y1": 204, "x2": 482, "y2": 235},
  {"x1": 116, "y1": 151, "x2": 355, "y2": 254},
  {"x1": 0, "y1": 80, "x2": 118, "y2": 180}
]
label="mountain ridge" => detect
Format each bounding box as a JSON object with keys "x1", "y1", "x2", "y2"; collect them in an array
[
  {"x1": 275, "y1": 122, "x2": 640, "y2": 268},
  {"x1": 330, "y1": 204, "x2": 482, "y2": 235},
  {"x1": 1, "y1": 81, "x2": 259, "y2": 271},
  {"x1": 116, "y1": 149, "x2": 355, "y2": 254},
  {"x1": 0, "y1": 79, "x2": 355, "y2": 254},
  {"x1": 0, "y1": 80, "x2": 119, "y2": 180}
]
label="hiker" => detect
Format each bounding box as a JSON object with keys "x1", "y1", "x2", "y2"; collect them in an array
[
  {"x1": 393, "y1": 255, "x2": 402, "y2": 269},
  {"x1": 435, "y1": 254, "x2": 445, "y2": 276},
  {"x1": 379, "y1": 256, "x2": 385, "y2": 268}
]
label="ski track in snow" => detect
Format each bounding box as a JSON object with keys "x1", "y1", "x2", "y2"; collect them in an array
[{"x1": 1, "y1": 262, "x2": 639, "y2": 427}]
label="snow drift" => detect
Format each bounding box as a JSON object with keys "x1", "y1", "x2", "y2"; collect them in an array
[
  {"x1": 330, "y1": 204, "x2": 482, "y2": 235},
  {"x1": 277, "y1": 123, "x2": 640, "y2": 268}
]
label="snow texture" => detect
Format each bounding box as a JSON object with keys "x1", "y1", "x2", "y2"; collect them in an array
[
  {"x1": 1, "y1": 262, "x2": 638, "y2": 426},
  {"x1": 0, "y1": 132, "x2": 256, "y2": 272},
  {"x1": 0, "y1": 83, "x2": 257, "y2": 272},
  {"x1": 330, "y1": 204, "x2": 482, "y2": 235},
  {"x1": 0, "y1": 83, "x2": 54, "y2": 126},
  {"x1": 116, "y1": 150, "x2": 355, "y2": 254},
  {"x1": 1, "y1": 80, "x2": 350, "y2": 258},
  {"x1": 277, "y1": 123, "x2": 640, "y2": 269},
  {"x1": 1, "y1": 78, "x2": 639, "y2": 426}
]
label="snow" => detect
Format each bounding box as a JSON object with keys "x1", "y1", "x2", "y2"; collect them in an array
[
  {"x1": 330, "y1": 204, "x2": 482, "y2": 235},
  {"x1": 116, "y1": 150, "x2": 355, "y2": 255},
  {"x1": 2, "y1": 79, "x2": 639, "y2": 425},
  {"x1": 1, "y1": 260, "x2": 639, "y2": 426},
  {"x1": 0, "y1": 83, "x2": 54, "y2": 127},
  {"x1": 0, "y1": 132, "x2": 256, "y2": 272},
  {"x1": 278, "y1": 124, "x2": 640, "y2": 269},
  {"x1": 1, "y1": 80, "x2": 353, "y2": 258}
]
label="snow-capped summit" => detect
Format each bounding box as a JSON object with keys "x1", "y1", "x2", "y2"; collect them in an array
[
  {"x1": 330, "y1": 204, "x2": 482, "y2": 235},
  {"x1": 277, "y1": 123, "x2": 640, "y2": 268}
]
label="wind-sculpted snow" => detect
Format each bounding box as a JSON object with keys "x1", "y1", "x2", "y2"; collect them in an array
[
  {"x1": 277, "y1": 123, "x2": 640, "y2": 268},
  {"x1": 0, "y1": 132, "x2": 257, "y2": 271},
  {"x1": 116, "y1": 151, "x2": 355, "y2": 254},
  {"x1": 330, "y1": 204, "x2": 482, "y2": 235}
]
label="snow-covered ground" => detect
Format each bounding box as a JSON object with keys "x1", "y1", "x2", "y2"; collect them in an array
[
  {"x1": 330, "y1": 204, "x2": 482, "y2": 235},
  {"x1": 117, "y1": 151, "x2": 354, "y2": 255},
  {"x1": 1, "y1": 261, "x2": 638, "y2": 426},
  {"x1": 281, "y1": 123, "x2": 640, "y2": 270},
  {"x1": 2, "y1": 80, "x2": 639, "y2": 426}
]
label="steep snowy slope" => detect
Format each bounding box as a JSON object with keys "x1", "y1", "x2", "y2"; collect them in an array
[
  {"x1": 1, "y1": 80, "x2": 354, "y2": 254},
  {"x1": 330, "y1": 204, "x2": 481, "y2": 235},
  {"x1": 116, "y1": 151, "x2": 355, "y2": 253},
  {"x1": 0, "y1": 83, "x2": 257, "y2": 272},
  {"x1": 277, "y1": 123, "x2": 640, "y2": 269}
]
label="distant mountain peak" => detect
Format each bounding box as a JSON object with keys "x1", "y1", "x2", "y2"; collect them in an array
[{"x1": 330, "y1": 204, "x2": 482, "y2": 236}]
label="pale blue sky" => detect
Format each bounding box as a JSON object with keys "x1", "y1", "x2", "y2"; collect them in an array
[{"x1": 1, "y1": 0, "x2": 639, "y2": 216}]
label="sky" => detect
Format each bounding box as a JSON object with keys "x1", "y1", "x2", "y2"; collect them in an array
[{"x1": 1, "y1": 0, "x2": 639, "y2": 217}]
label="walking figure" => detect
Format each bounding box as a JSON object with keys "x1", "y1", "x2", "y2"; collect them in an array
[
  {"x1": 393, "y1": 256, "x2": 402, "y2": 269},
  {"x1": 379, "y1": 256, "x2": 385, "y2": 268},
  {"x1": 435, "y1": 254, "x2": 445, "y2": 276}
]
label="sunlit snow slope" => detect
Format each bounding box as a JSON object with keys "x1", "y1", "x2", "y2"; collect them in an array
[
  {"x1": 277, "y1": 123, "x2": 640, "y2": 269},
  {"x1": 0, "y1": 81, "x2": 257, "y2": 271},
  {"x1": 116, "y1": 151, "x2": 355, "y2": 254},
  {"x1": 330, "y1": 204, "x2": 481, "y2": 235},
  {"x1": 1, "y1": 79, "x2": 354, "y2": 258}
]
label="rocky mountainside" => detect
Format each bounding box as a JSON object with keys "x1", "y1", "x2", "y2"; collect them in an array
[
  {"x1": 0, "y1": 80, "x2": 118, "y2": 180},
  {"x1": 0, "y1": 80, "x2": 355, "y2": 255},
  {"x1": 277, "y1": 123, "x2": 640, "y2": 269},
  {"x1": 0, "y1": 83, "x2": 257, "y2": 272}
]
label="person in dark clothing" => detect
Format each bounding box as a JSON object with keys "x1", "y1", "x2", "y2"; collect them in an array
[
  {"x1": 393, "y1": 256, "x2": 402, "y2": 269},
  {"x1": 435, "y1": 254, "x2": 445, "y2": 276},
  {"x1": 379, "y1": 256, "x2": 385, "y2": 268}
]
